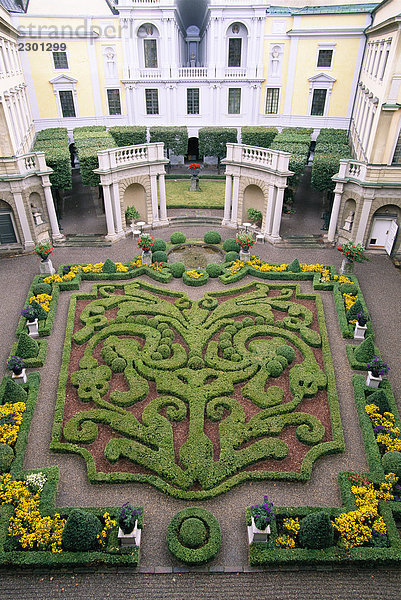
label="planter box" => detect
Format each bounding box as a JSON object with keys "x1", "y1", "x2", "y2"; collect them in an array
[
  {"x1": 118, "y1": 523, "x2": 141, "y2": 548},
  {"x1": 26, "y1": 318, "x2": 39, "y2": 338},
  {"x1": 247, "y1": 517, "x2": 271, "y2": 544},
  {"x1": 141, "y1": 251, "x2": 152, "y2": 265},
  {"x1": 354, "y1": 323, "x2": 367, "y2": 340},
  {"x1": 366, "y1": 371, "x2": 382, "y2": 388},
  {"x1": 12, "y1": 369, "x2": 27, "y2": 384}
]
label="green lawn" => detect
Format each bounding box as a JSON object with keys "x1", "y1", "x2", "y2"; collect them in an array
[{"x1": 165, "y1": 180, "x2": 225, "y2": 209}]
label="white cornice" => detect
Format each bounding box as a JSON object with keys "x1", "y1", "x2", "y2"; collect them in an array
[{"x1": 288, "y1": 27, "x2": 365, "y2": 37}]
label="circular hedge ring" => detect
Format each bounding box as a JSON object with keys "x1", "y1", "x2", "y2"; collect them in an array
[{"x1": 167, "y1": 507, "x2": 221, "y2": 564}]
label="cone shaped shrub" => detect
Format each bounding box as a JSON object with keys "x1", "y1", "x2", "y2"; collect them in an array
[
  {"x1": 1, "y1": 379, "x2": 28, "y2": 403},
  {"x1": 354, "y1": 335, "x2": 375, "y2": 362},
  {"x1": 346, "y1": 299, "x2": 363, "y2": 322},
  {"x1": 16, "y1": 332, "x2": 39, "y2": 359},
  {"x1": 382, "y1": 451, "x2": 401, "y2": 477},
  {"x1": 287, "y1": 259, "x2": 301, "y2": 273},
  {"x1": 31, "y1": 300, "x2": 48, "y2": 321},
  {"x1": 102, "y1": 259, "x2": 117, "y2": 273},
  {"x1": 0, "y1": 443, "x2": 14, "y2": 473},
  {"x1": 365, "y1": 389, "x2": 389, "y2": 414}
]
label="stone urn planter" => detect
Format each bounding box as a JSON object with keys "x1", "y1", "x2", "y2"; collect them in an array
[
  {"x1": 239, "y1": 249, "x2": 251, "y2": 261},
  {"x1": 141, "y1": 250, "x2": 152, "y2": 265},
  {"x1": 366, "y1": 371, "x2": 382, "y2": 388},
  {"x1": 26, "y1": 318, "x2": 39, "y2": 338},
  {"x1": 340, "y1": 257, "x2": 354, "y2": 275},
  {"x1": 247, "y1": 517, "x2": 271, "y2": 544},
  {"x1": 39, "y1": 257, "x2": 55, "y2": 275},
  {"x1": 117, "y1": 522, "x2": 141, "y2": 548},
  {"x1": 354, "y1": 322, "x2": 367, "y2": 340},
  {"x1": 12, "y1": 368, "x2": 27, "y2": 384}
]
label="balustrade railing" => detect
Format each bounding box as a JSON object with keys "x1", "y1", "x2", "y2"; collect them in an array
[{"x1": 97, "y1": 143, "x2": 165, "y2": 170}]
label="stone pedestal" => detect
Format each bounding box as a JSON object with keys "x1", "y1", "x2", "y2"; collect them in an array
[
  {"x1": 39, "y1": 258, "x2": 55, "y2": 275},
  {"x1": 117, "y1": 523, "x2": 141, "y2": 548},
  {"x1": 27, "y1": 319, "x2": 39, "y2": 338},
  {"x1": 340, "y1": 257, "x2": 354, "y2": 276},
  {"x1": 141, "y1": 251, "x2": 152, "y2": 265},
  {"x1": 190, "y1": 176, "x2": 200, "y2": 192},
  {"x1": 12, "y1": 369, "x2": 27, "y2": 384},
  {"x1": 354, "y1": 323, "x2": 367, "y2": 340},
  {"x1": 247, "y1": 518, "x2": 271, "y2": 544},
  {"x1": 239, "y1": 250, "x2": 251, "y2": 261},
  {"x1": 366, "y1": 371, "x2": 382, "y2": 388}
]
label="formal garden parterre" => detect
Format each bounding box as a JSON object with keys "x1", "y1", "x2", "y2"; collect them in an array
[{"x1": 1, "y1": 236, "x2": 401, "y2": 567}]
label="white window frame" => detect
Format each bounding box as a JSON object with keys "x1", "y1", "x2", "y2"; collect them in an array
[
  {"x1": 50, "y1": 74, "x2": 79, "y2": 118},
  {"x1": 227, "y1": 87, "x2": 241, "y2": 115},
  {"x1": 265, "y1": 87, "x2": 281, "y2": 114},
  {"x1": 316, "y1": 44, "x2": 335, "y2": 70},
  {"x1": 106, "y1": 88, "x2": 122, "y2": 116},
  {"x1": 307, "y1": 73, "x2": 336, "y2": 117}
]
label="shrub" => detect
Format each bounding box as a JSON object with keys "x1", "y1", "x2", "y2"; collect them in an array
[
  {"x1": 152, "y1": 251, "x2": 168, "y2": 263},
  {"x1": 223, "y1": 238, "x2": 240, "y2": 252},
  {"x1": 276, "y1": 345, "x2": 295, "y2": 363},
  {"x1": 206, "y1": 263, "x2": 222, "y2": 278},
  {"x1": 108, "y1": 126, "x2": 147, "y2": 147},
  {"x1": 30, "y1": 300, "x2": 48, "y2": 321},
  {"x1": 225, "y1": 251, "x2": 239, "y2": 263},
  {"x1": 32, "y1": 283, "x2": 52, "y2": 296},
  {"x1": 298, "y1": 512, "x2": 334, "y2": 549},
  {"x1": 111, "y1": 357, "x2": 127, "y2": 373},
  {"x1": 339, "y1": 282, "x2": 358, "y2": 295},
  {"x1": 62, "y1": 509, "x2": 102, "y2": 552},
  {"x1": 167, "y1": 507, "x2": 221, "y2": 565},
  {"x1": 15, "y1": 332, "x2": 39, "y2": 359},
  {"x1": 158, "y1": 344, "x2": 171, "y2": 359},
  {"x1": 266, "y1": 359, "x2": 283, "y2": 377},
  {"x1": 287, "y1": 259, "x2": 301, "y2": 273},
  {"x1": 152, "y1": 238, "x2": 167, "y2": 252},
  {"x1": 188, "y1": 356, "x2": 204, "y2": 369},
  {"x1": 170, "y1": 262, "x2": 186, "y2": 278},
  {"x1": 365, "y1": 389, "x2": 389, "y2": 414},
  {"x1": 354, "y1": 335, "x2": 375, "y2": 363},
  {"x1": 346, "y1": 299, "x2": 363, "y2": 323},
  {"x1": 241, "y1": 126, "x2": 278, "y2": 149},
  {"x1": 204, "y1": 231, "x2": 221, "y2": 244},
  {"x1": 382, "y1": 451, "x2": 401, "y2": 477},
  {"x1": 1, "y1": 379, "x2": 27, "y2": 403},
  {"x1": 102, "y1": 259, "x2": 117, "y2": 273},
  {"x1": 149, "y1": 126, "x2": 188, "y2": 156},
  {"x1": 171, "y1": 232, "x2": 186, "y2": 244},
  {"x1": 0, "y1": 443, "x2": 14, "y2": 473}
]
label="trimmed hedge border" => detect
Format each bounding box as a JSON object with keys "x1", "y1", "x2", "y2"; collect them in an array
[{"x1": 167, "y1": 507, "x2": 221, "y2": 564}]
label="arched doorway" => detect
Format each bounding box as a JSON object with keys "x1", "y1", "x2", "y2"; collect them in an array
[
  {"x1": 0, "y1": 200, "x2": 18, "y2": 244},
  {"x1": 242, "y1": 184, "x2": 264, "y2": 223},
  {"x1": 123, "y1": 183, "x2": 147, "y2": 223},
  {"x1": 368, "y1": 204, "x2": 400, "y2": 254},
  {"x1": 187, "y1": 137, "x2": 199, "y2": 161}
]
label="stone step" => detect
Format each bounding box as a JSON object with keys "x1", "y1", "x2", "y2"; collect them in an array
[
  {"x1": 54, "y1": 234, "x2": 112, "y2": 247},
  {"x1": 168, "y1": 216, "x2": 223, "y2": 226}
]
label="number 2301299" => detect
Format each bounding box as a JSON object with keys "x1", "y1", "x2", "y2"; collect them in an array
[{"x1": 18, "y1": 43, "x2": 67, "y2": 52}]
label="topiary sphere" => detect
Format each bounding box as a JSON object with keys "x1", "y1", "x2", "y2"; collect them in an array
[
  {"x1": 188, "y1": 356, "x2": 204, "y2": 369},
  {"x1": 170, "y1": 262, "x2": 186, "y2": 278},
  {"x1": 266, "y1": 359, "x2": 284, "y2": 377},
  {"x1": 111, "y1": 357, "x2": 127, "y2": 372},
  {"x1": 223, "y1": 347, "x2": 234, "y2": 359},
  {"x1": 225, "y1": 251, "x2": 239, "y2": 263},
  {"x1": 135, "y1": 315, "x2": 147, "y2": 325},
  {"x1": 62, "y1": 509, "x2": 102, "y2": 552},
  {"x1": 170, "y1": 232, "x2": 186, "y2": 244},
  {"x1": 382, "y1": 451, "x2": 401, "y2": 477},
  {"x1": 0, "y1": 443, "x2": 14, "y2": 473},
  {"x1": 206, "y1": 263, "x2": 222, "y2": 278},
  {"x1": 276, "y1": 345, "x2": 296, "y2": 364},
  {"x1": 276, "y1": 354, "x2": 288, "y2": 368},
  {"x1": 32, "y1": 283, "x2": 52, "y2": 296},
  {"x1": 255, "y1": 316, "x2": 265, "y2": 325},
  {"x1": 298, "y1": 512, "x2": 334, "y2": 549},
  {"x1": 339, "y1": 282, "x2": 358, "y2": 295},
  {"x1": 204, "y1": 230, "x2": 221, "y2": 244},
  {"x1": 179, "y1": 517, "x2": 207, "y2": 549},
  {"x1": 223, "y1": 238, "x2": 240, "y2": 253},
  {"x1": 151, "y1": 351, "x2": 163, "y2": 361},
  {"x1": 152, "y1": 238, "x2": 167, "y2": 252},
  {"x1": 158, "y1": 344, "x2": 171, "y2": 358},
  {"x1": 152, "y1": 250, "x2": 168, "y2": 263}
]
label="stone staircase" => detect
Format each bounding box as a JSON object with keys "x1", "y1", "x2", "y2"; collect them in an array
[
  {"x1": 168, "y1": 215, "x2": 223, "y2": 228},
  {"x1": 54, "y1": 234, "x2": 112, "y2": 247},
  {"x1": 275, "y1": 234, "x2": 327, "y2": 248}
]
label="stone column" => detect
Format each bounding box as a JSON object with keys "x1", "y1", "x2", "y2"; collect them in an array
[
  {"x1": 13, "y1": 191, "x2": 34, "y2": 249},
  {"x1": 263, "y1": 184, "x2": 276, "y2": 236},
  {"x1": 103, "y1": 184, "x2": 117, "y2": 240},
  {"x1": 150, "y1": 174, "x2": 159, "y2": 224},
  {"x1": 355, "y1": 196, "x2": 373, "y2": 245},
  {"x1": 158, "y1": 173, "x2": 168, "y2": 224},
  {"x1": 222, "y1": 174, "x2": 233, "y2": 225},
  {"x1": 231, "y1": 175, "x2": 240, "y2": 225},
  {"x1": 112, "y1": 182, "x2": 124, "y2": 237},
  {"x1": 42, "y1": 182, "x2": 63, "y2": 240},
  {"x1": 269, "y1": 186, "x2": 285, "y2": 240},
  {"x1": 327, "y1": 184, "x2": 344, "y2": 243}
]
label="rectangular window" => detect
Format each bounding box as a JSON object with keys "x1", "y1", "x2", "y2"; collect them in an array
[
  {"x1": 228, "y1": 38, "x2": 242, "y2": 67},
  {"x1": 145, "y1": 89, "x2": 159, "y2": 114},
  {"x1": 144, "y1": 39, "x2": 157, "y2": 68},
  {"x1": 392, "y1": 129, "x2": 401, "y2": 164},
  {"x1": 53, "y1": 51, "x2": 68, "y2": 69},
  {"x1": 310, "y1": 89, "x2": 327, "y2": 116},
  {"x1": 107, "y1": 89, "x2": 121, "y2": 115},
  {"x1": 228, "y1": 88, "x2": 241, "y2": 114},
  {"x1": 380, "y1": 48, "x2": 390, "y2": 80},
  {"x1": 187, "y1": 88, "x2": 199, "y2": 114},
  {"x1": 317, "y1": 49, "x2": 333, "y2": 68},
  {"x1": 59, "y1": 90, "x2": 75, "y2": 117},
  {"x1": 265, "y1": 88, "x2": 280, "y2": 114}
]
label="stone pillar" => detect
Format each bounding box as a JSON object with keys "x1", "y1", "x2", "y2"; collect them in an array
[
  {"x1": 222, "y1": 174, "x2": 233, "y2": 225},
  {"x1": 112, "y1": 182, "x2": 124, "y2": 237},
  {"x1": 355, "y1": 196, "x2": 373, "y2": 244},
  {"x1": 13, "y1": 191, "x2": 34, "y2": 249},
  {"x1": 150, "y1": 174, "x2": 159, "y2": 223},
  {"x1": 327, "y1": 185, "x2": 344, "y2": 243},
  {"x1": 103, "y1": 184, "x2": 117, "y2": 240},
  {"x1": 263, "y1": 184, "x2": 276, "y2": 236},
  {"x1": 42, "y1": 182, "x2": 63, "y2": 240},
  {"x1": 158, "y1": 173, "x2": 168, "y2": 224},
  {"x1": 231, "y1": 175, "x2": 240, "y2": 225},
  {"x1": 269, "y1": 186, "x2": 285, "y2": 240}
]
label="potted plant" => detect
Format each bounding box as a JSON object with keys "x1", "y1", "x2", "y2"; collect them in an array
[
  {"x1": 338, "y1": 242, "x2": 369, "y2": 275},
  {"x1": 188, "y1": 162, "x2": 201, "y2": 178},
  {"x1": 354, "y1": 310, "x2": 368, "y2": 341},
  {"x1": 117, "y1": 503, "x2": 142, "y2": 547},
  {"x1": 235, "y1": 231, "x2": 255, "y2": 259},
  {"x1": 248, "y1": 495, "x2": 275, "y2": 543},
  {"x1": 125, "y1": 205, "x2": 140, "y2": 226},
  {"x1": 7, "y1": 355, "x2": 25, "y2": 376},
  {"x1": 248, "y1": 208, "x2": 262, "y2": 228},
  {"x1": 33, "y1": 241, "x2": 53, "y2": 262},
  {"x1": 21, "y1": 305, "x2": 39, "y2": 337},
  {"x1": 188, "y1": 162, "x2": 201, "y2": 191},
  {"x1": 366, "y1": 356, "x2": 389, "y2": 388},
  {"x1": 137, "y1": 233, "x2": 154, "y2": 265}
]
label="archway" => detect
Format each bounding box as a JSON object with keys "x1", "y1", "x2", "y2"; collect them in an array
[
  {"x1": 368, "y1": 204, "x2": 400, "y2": 253},
  {"x1": 123, "y1": 183, "x2": 147, "y2": 223},
  {"x1": 342, "y1": 198, "x2": 356, "y2": 233},
  {"x1": 0, "y1": 200, "x2": 17, "y2": 244},
  {"x1": 242, "y1": 184, "x2": 264, "y2": 223},
  {"x1": 187, "y1": 137, "x2": 199, "y2": 161}
]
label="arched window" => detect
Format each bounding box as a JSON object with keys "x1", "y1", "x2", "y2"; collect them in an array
[
  {"x1": 226, "y1": 22, "x2": 247, "y2": 69},
  {"x1": 138, "y1": 23, "x2": 159, "y2": 69}
]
